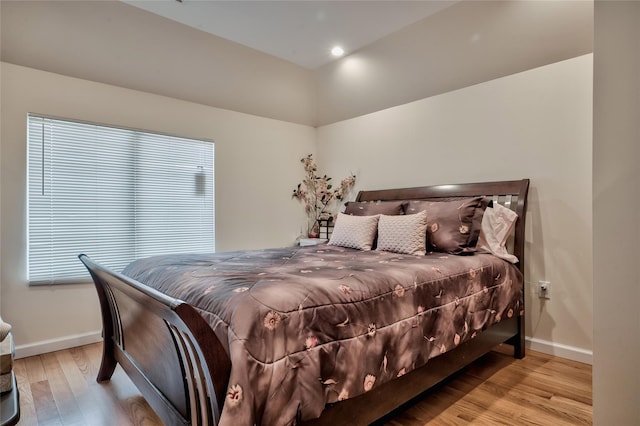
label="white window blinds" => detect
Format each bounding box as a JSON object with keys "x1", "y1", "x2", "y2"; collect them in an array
[{"x1": 27, "y1": 114, "x2": 215, "y2": 285}]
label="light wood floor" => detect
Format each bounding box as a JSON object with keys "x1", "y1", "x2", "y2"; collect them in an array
[{"x1": 13, "y1": 343, "x2": 592, "y2": 425}]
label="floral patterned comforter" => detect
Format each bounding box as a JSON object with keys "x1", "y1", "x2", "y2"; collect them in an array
[{"x1": 122, "y1": 245, "x2": 523, "y2": 426}]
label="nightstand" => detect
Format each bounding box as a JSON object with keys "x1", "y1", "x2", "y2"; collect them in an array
[
  {"x1": 299, "y1": 238, "x2": 328, "y2": 247},
  {"x1": 0, "y1": 373, "x2": 19, "y2": 426},
  {"x1": 0, "y1": 333, "x2": 19, "y2": 426}
]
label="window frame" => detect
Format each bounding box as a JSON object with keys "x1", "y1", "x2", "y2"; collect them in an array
[{"x1": 26, "y1": 113, "x2": 215, "y2": 285}]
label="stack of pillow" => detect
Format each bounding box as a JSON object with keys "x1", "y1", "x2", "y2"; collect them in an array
[
  {"x1": 0, "y1": 317, "x2": 13, "y2": 394},
  {"x1": 327, "y1": 197, "x2": 518, "y2": 263}
]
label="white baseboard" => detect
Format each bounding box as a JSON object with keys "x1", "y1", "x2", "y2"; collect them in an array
[
  {"x1": 526, "y1": 336, "x2": 593, "y2": 365},
  {"x1": 15, "y1": 331, "x2": 102, "y2": 359}
]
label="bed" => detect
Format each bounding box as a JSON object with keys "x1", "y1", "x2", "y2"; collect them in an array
[{"x1": 79, "y1": 178, "x2": 529, "y2": 426}]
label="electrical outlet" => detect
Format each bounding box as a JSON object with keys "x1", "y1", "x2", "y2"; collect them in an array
[{"x1": 538, "y1": 280, "x2": 551, "y2": 299}]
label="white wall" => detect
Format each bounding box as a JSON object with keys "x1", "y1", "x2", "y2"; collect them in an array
[
  {"x1": 1, "y1": 1, "x2": 316, "y2": 126},
  {"x1": 1, "y1": 1, "x2": 592, "y2": 128},
  {"x1": 0, "y1": 62, "x2": 315, "y2": 355},
  {"x1": 593, "y1": 2, "x2": 640, "y2": 424},
  {"x1": 314, "y1": 0, "x2": 592, "y2": 125},
  {"x1": 317, "y1": 55, "x2": 594, "y2": 362}
]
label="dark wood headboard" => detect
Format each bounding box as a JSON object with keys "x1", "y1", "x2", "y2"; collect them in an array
[{"x1": 355, "y1": 179, "x2": 530, "y2": 274}]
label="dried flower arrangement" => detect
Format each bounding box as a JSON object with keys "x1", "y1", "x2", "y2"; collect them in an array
[{"x1": 292, "y1": 154, "x2": 356, "y2": 238}]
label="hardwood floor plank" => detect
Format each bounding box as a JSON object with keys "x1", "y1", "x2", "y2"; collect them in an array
[
  {"x1": 81, "y1": 343, "x2": 164, "y2": 425},
  {"x1": 13, "y1": 357, "x2": 38, "y2": 426},
  {"x1": 17, "y1": 344, "x2": 592, "y2": 426},
  {"x1": 55, "y1": 346, "x2": 133, "y2": 426},
  {"x1": 68, "y1": 346, "x2": 94, "y2": 382},
  {"x1": 30, "y1": 379, "x2": 63, "y2": 425},
  {"x1": 489, "y1": 363, "x2": 592, "y2": 407},
  {"x1": 40, "y1": 352, "x2": 86, "y2": 426},
  {"x1": 380, "y1": 349, "x2": 592, "y2": 426},
  {"x1": 549, "y1": 395, "x2": 593, "y2": 420},
  {"x1": 73, "y1": 344, "x2": 136, "y2": 425},
  {"x1": 455, "y1": 381, "x2": 577, "y2": 426},
  {"x1": 107, "y1": 367, "x2": 164, "y2": 426},
  {"x1": 23, "y1": 354, "x2": 47, "y2": 384}
]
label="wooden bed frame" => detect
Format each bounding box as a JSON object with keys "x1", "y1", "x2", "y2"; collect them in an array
[{"x1": 79, "y1": 178, "x2": 529, "y2": 426}]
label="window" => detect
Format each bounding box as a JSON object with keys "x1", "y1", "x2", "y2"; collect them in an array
[{"x1": 27, "y1": 114, "x2": 215, "y2": 284}]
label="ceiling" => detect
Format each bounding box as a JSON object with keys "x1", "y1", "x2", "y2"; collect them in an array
[{"x1": 123, "y1": 0, "x2": 459, "y2": 69}]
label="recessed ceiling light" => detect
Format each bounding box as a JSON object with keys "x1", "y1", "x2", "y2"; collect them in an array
[{"x1": 331, "y1": 46, "x2": 345, "y2": 57}]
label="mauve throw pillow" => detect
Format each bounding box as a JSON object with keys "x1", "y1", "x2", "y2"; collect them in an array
[
  {"x1": 404, "y1": 197, "x2": 484, "y2": 254},
  {"x1": 344, "y1": 200, "x2": 405, "y2": 216}
]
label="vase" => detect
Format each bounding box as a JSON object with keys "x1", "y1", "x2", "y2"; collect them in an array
[{"x1": 308, "y1": 220, "x2": 320, "y2": 238}]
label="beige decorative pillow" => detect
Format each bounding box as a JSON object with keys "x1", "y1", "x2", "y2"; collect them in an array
[
  {"x1": 477, "y1": 203, "x2": 519, "y2": 263},
  {"x1": 328, "y1": 213, "x2": 380, "y2": 251},
  {"x1": 376, "y1": 211, "x2": 428, "y2": 255}
]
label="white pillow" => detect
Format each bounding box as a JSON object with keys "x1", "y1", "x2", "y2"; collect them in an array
[
  {"x1": 376, "y1": 211, "x2": 428, "y2": 255},
  {"x1": 477, "y1": 203, "x2": 519, "y2": 263},
  {"x1": 328, "y1": 213, "x2": 380, "y2": 251}
]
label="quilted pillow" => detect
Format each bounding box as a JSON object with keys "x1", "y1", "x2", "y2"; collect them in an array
[
  {"x1": 404, "y1": 197, "x2": 484, "y2": 254},
  {"x1": 376, "y1": 211, "x2": 428, "y2": 255},
  {"x1": 344, "y1": 200, "x2": 405, "y2": 216},
  {"x1": 477, "y1": 202, "x2": 519, "y2": 263},
  {"x1": 328, "y1": 213, "x2": 380, "y2": 251}
]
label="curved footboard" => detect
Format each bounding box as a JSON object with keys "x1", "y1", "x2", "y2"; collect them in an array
[{"x1": 79, "y1": 254, "x2": 231, "y2": 426}]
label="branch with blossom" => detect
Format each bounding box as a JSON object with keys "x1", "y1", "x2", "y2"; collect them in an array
[{"x1": 292, "y1": 154, "x2": 356, "y2": 237}]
